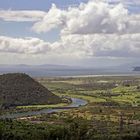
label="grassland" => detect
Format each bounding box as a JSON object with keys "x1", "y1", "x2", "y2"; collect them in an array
[
  {"x1": 38, "y1": 76, "x2": 140, "y2": 107},
  {"x1": 16, "y1": 103, "x2": 68, "y2": 109},
  {"x1": 1, "y1": 75, "x2": 140, "y2": 140},
  {"x1": 36, "y1": 76, "x2": 140, "y2": 139}
]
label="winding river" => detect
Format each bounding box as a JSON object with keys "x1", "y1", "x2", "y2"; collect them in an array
[{"x1": 0, "y1": 98, "x2": 87, "y2": 119}]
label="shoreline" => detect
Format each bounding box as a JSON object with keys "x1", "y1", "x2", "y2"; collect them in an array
[
  {"x1": 35, "y1": 72, "x2": 140, "y2": 78},
  {"x1": 0, "y1": 98, "x2": 88, "y2": 120}
]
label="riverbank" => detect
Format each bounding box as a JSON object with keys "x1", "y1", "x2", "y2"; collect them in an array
[{"x1": 0, "y1": 98, "x2": 88, "y2": 119}]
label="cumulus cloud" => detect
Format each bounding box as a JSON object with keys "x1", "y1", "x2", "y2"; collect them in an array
[
  {"x1": 0, "y1": 0, "x2": 140, "y2": 62},
  {"x1": 0, "y1": 34, "x2": 140, "y2": 58},
  {"x1": 32, "y1": 4, "x2": 66, "y2": 33},
  {"x1": 0, "y1": 36, "x2": 51, "y2": 54},
  {"x1": 0, "y1": 1, "x2": 140, "y2": 34},
  {"x1": 32, "y1": 1, "x2": 140, "y2": 34},
  {"x1": 0, "y1": 10, "x2": 46, "y2": 22},
  {"x1": 59, "y1": 34, "x2": 140, "y2": 58}
]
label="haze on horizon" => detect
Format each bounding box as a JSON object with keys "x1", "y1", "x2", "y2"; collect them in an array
[{"x1": 0, "y1": 0, "x2": 140, "y2": 68}]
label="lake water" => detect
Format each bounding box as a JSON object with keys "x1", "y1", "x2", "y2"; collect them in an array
[
  {"x1": 21, "y1": 70, "x2": 140, "y2": 77},
  {"x1": 1, "y1": 68, "x2": 140, "y2": 77}
]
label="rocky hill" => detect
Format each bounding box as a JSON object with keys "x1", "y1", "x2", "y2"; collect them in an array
[
  {"x1": 133, "y1": 67, "x2": 140, "y2": 71},
  {"x1": 0, "y1": 73, "x2": 61, "y2": 108}
]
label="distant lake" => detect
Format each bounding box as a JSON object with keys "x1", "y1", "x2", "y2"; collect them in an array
[{"x1": 0, "y1": 68, "x2": 140, "y2": 77}]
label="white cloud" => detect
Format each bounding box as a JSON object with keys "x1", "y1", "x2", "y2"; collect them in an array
[
  {"x1": 0, "y1": 10, "x2": 46, "y2": 22},
  {"x1": 59, "y1": 34, "x2": 140, "y2": 58},
  {"x1": 0, "y1": 1, "x2": 139, "y2": 34},
  {"x1": 0, "y1": 36, "x2": 51, "y2": 54},
  {"x1": 32, "y1": 4, "x2": 66, "y2": 33},
  {"x1": 32, "y1": 1, "x2": 140, "y2": 34},
  {"x1": 0, "y1": 0, "x2": 140, "y2": 64},
  {"x1": 97, "y1": 0, "x2": 140, "y2": 6},
  {"x1": 0, "y1": 34, "x2": 140, "y2": 59}
]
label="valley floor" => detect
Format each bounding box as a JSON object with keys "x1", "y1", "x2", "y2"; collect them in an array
[{"x1": 1, "y1": 75, "x2": 140, "y2": 140}]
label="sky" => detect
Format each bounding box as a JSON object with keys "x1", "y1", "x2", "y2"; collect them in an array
[{"x1": 0, "y1": 0, "x2": 140, "y2": 67}]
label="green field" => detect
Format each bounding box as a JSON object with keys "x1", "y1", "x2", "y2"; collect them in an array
[
  {"x1": 1, "y1": 75, "x2": 140, "y2": 140},
  {"x1": 17, "y1": 103, "x2": 68, "y2": 109}
]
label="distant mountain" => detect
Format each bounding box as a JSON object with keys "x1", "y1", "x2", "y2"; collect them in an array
[
  {"x1": 0, "y1": 64, "x2": 77, "y2": 76},
  {"x1": 0, "y1": 64, "x2": 138, "y2": 77},
  {"x1": 133, "y1": 67, "x2": 140, "y2": 71},
  {"x1": 0, "y1": 73, "x2": 61, "y2": 108},
  {"x1": 0, "y1": 64, "x2": 73, "y2": 69}
]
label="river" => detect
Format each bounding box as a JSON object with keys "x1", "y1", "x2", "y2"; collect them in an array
[{"x1": 0, "y1": 98, "x2": 87, "y2": 119}]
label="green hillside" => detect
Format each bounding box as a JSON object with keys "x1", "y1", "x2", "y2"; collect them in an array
[{"x1": 0, "y1": 73, "x2": 61, "y2": 108}]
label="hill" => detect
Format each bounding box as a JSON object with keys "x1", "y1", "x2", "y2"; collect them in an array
[
  {"x1": 133, "y1": 67, "x2": 140, "y2": 71},
  {"x1": 0, "y1": 73, "x2": 61, "y2": 108}
]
